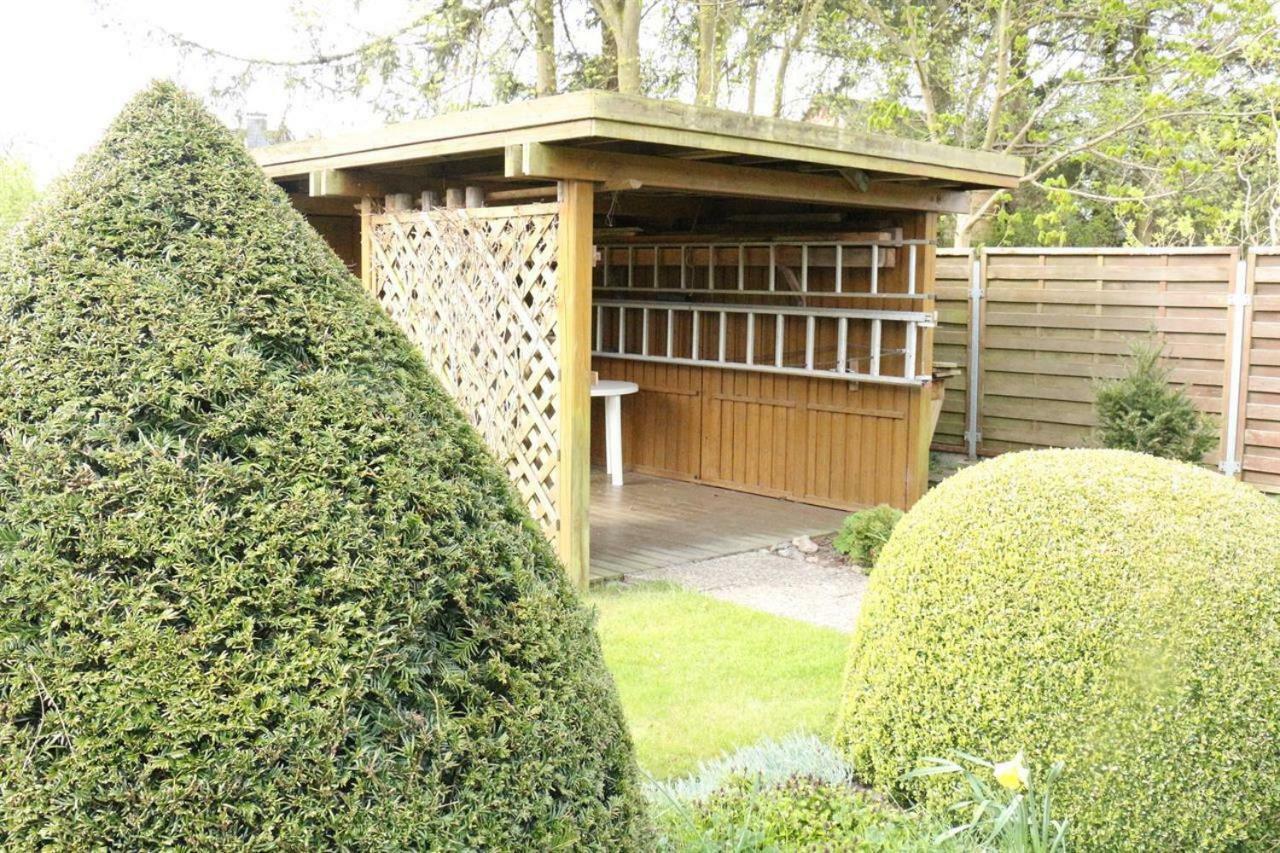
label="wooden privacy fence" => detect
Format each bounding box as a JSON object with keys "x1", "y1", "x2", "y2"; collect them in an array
[{"x1": 934, "y1": 246, "x2": 1280, "y2": 492}]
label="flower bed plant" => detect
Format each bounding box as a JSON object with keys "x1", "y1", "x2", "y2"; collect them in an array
[{"x1": 832, "y1": 505, "x2": 903, "y2": 571}]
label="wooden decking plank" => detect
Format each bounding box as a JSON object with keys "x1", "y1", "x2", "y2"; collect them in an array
[{"x1": 589, "y1": 469, "x2": 847, "y2": 580}]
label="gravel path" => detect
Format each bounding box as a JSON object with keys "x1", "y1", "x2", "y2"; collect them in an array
[{"x1": 633, "y1": 537, "x2": 869, "y2": 633}]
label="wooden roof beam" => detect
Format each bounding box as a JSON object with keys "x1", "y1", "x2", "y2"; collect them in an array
[
  {"x1": 484, "y1": 178, "x2": 643, "y2": 203},
  {"x1": 288, "y1": 193, "x2": 361, "y2": 216},
  {"x1": 308, "y1": 168, "x2": 399, "y2": 198},
  {"x1": 509, "y1": 142, "x2": 971, "y2": 214}
]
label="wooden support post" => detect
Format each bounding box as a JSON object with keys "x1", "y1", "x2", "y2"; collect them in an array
[
  {"x1": 465, "y1": 185, "x2": 486, "y2": 208},
  {"x1": 906, "y1": 212, "x2": 938, "y2": 505},
  {"x1": 445, "y1": 187, "x2": 466, "y2": 209},
  {"x1": 420, "y1": 190, "x2": 439, "y2": 210},
  {"x1": 310, "y1": 168, "x2": 390, "y2": 198},
  {"x1": 556, "y1": 180, "x2": 594, "y2": 590},
  {"x1": 359, "y1": 197, "x2": 373, "y2": 295},
  {"x1": 385, "y1": 193, "x2": 413, "y2": 212}
]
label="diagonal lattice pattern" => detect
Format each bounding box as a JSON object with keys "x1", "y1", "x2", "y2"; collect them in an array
[{"x1": 367, "y1": 203, "x2": 563, "y2": 537}]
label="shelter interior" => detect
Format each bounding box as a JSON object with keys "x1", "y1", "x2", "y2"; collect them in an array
[{"x1": 255, "y1": 91, "x2": 1023, "y2": 584}]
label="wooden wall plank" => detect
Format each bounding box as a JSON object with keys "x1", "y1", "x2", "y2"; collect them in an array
[{"x1": 590, "y1": 220, "x2": 929, "y2": 512}]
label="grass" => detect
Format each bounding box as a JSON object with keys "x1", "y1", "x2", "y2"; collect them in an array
[{"x1": 590, "y1": 581, "x2": 848, "y2": 779}]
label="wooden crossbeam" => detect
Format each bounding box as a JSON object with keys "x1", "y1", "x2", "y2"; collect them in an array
[
  {"x1": 509, "y1": 143, "x2": 970, "y2": 214},
  {"x1": 287, "y1": 193, "x2": 360, "y2": 216},
  {"x1": 485, "y1": 178, "x2": 644, "y2": 203},
  {"x1": 309, "y1": 168, "x2": 395, "y2": 198}
]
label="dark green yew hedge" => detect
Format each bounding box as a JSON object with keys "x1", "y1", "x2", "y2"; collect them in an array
[
  {"x1": 836, "y1": 449, "x2": 1280, "y2": 851},
  {"x1": 0, "y1": 82, "x2": 645, "y2": 849}
]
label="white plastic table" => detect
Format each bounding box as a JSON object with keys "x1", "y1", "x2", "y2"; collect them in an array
[{"x1": 591, "y1": 379, "x2": 639, "y2": 485}]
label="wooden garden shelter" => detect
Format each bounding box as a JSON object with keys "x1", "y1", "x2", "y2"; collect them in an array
[{"x1": 253, "y1": 91, "x2": 1024, "y2": 588}]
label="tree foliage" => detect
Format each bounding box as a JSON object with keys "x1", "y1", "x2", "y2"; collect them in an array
[{"x1": 102, "y1": 0, "x2": 1280, "y2": 247}]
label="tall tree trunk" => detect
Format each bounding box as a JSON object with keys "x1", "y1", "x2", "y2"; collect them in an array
[
  {"x1": 600, "y1": 14, "x2": 619, "y2": 89},
  {"x1": 981, "y1": 0, "x2": 1010, "y2": 150},
  {"x1": 592, "y1": 0, "x2": 642, "y2": 94},
  {"x1": 771, "y1": 0, "x2": 820, "y2": 117},
  {"x1": 696, "y1": 0, "x2": 719, "y2": 106},
  {"x1": 955, "y1": 190, "x2": 998, "y2": 247},
  {"x1": 533, "y1": 0, "x2": 557, "y2": 96},
  {"x1": 741, "y1": 10, "x2": 767, "y2": 113},
  {"x1": 615, "y1": 0, "x2": 642, "y2": 94}
]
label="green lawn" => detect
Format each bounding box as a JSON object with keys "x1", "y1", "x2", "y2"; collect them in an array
[{"x1": 590, "y1": 582, "x2": 849, "y2": 779}]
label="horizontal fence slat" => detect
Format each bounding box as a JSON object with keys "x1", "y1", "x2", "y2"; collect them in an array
[{"x1": 933, "y1": 246, "x2": 1245, "y2": 472}]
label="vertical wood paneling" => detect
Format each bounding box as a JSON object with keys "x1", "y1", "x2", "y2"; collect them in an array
[
  {"x1": 591, "y1": 357, "x2": 916, "y2": 509},
  {"x1": 589, "y1": 221, "x2": 933, "y2": 512}
]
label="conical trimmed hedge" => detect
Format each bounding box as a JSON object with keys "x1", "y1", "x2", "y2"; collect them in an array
[{"x1": 0, "y1": 82, "x2": 645, "y2": 849}]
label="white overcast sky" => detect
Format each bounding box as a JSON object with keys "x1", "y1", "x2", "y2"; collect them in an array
[{"x1": 2, "y1": 0, "x2": 395, "y2": 187}]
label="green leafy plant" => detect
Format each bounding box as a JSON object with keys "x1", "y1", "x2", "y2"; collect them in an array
[
  {"x1": 907, "y1": 752, "x2": 1067, "y2": 851},
  {"x1": 0, "y1": 83, "x2": 644, "y2": 848},
  {"x1": 833, "y1": 505, "x2": 903, "y2": 571},
  {"x1": 654, "y1": 774, "x2": 932, "y2": 852},
  {"x1": 836, "y1": 449, "x2": 1280, "y2": 850},
  {"x1": 1094, "y1": 340, "x2": 1217, "y2": 462}
]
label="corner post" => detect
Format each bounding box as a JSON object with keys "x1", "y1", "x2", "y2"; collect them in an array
[
  {"x1": 916, "y1": 213, "x2": 936, "y2": 504},
  {"x1": 907, "y1": 212, "x2": 938, "y2": 505},
  {"x1": 359, "y1": 197, "x2": 374, "y2": 295},
  {"x1": 556, "y1": 180, "x2": 594, "y2": 590}
]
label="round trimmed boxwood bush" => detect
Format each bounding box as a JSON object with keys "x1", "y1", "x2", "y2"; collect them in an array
[
  {"x1": 0, "y1": 83, "x2": 645, "y2": 848},
  {"x1": 836, "y1": 449, "x2": 1280, "y2": 850}
]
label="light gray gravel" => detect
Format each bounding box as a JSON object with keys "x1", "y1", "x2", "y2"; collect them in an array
[{"x1": 633, "y1": 539, "x2": 869, "y2": 633}]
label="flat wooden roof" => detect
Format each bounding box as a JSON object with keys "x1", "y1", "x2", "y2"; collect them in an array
[{"x1": 254, "y1": 90, "x2": 1024, "y2": 190}]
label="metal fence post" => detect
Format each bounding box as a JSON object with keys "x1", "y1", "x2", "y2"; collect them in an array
[
  {"x1": 965, "y1": 250, "x2": 984, "y2": 459},
  {"x1": 1220, "y1": 254, "x2": 1251, "y2": 478}
]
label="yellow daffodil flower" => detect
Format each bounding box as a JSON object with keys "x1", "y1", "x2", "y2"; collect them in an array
[{"x1": 993, "y1": 752, "x2": 1030, "y2": 791}]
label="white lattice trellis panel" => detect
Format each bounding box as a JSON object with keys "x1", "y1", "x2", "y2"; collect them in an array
[{"x1": 367, "y1": 203, "x2": 563, "y2": 537}]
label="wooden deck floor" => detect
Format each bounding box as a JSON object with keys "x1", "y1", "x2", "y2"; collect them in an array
[{"x1": 590, "y1": 470, "x2": 849, "y2": 581}]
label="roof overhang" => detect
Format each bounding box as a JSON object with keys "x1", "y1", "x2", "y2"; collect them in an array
[{"x1": 254, "y1": 90, "x2": 1024, "y2": 214}]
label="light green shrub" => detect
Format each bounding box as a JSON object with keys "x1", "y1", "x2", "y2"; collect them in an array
[
  {"x1": 833, "y1": 504, "x2": 903, "y2": 571},
  {"x1": 1094, "y1": 339, "x2": 1217, "y2": 462},
  {"x1": 655, "y1": 774, "x2": 932, "y2": 852},
  {"x1": 649, "y1": 733, "x2": 855, "y2": 804},
  {"x1": 836, "y1": 449, "x2": 1280, "y2": 851},
  {"x1": 0, "y1": 83, "x2": 644, "y2": 849}
]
